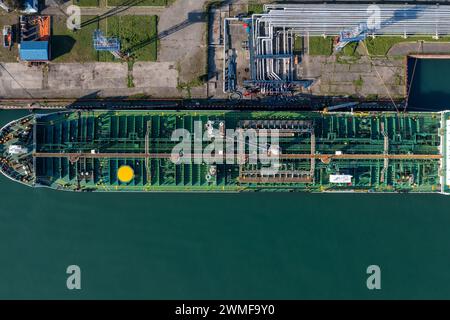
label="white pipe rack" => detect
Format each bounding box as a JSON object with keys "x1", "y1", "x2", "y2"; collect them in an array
[{"x1": 260, "y1": 4, "x2": 450, "y2": 36}]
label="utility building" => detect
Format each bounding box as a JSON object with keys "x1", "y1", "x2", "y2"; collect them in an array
[{"x1": 18, "y1": 15, "x2": 51, "y2": 62}]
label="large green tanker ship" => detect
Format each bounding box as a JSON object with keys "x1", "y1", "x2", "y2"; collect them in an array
[{"x1": 0, "y1": 110, "x2": 449, "y2": 194}]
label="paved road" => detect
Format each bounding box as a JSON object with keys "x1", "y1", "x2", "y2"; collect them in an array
[
  {"x1": 158, "y1": 0, "x2": 208, "y2": 83},
  {"x1": 388, "y1": 42, "x2": 450, "y2": 56}
]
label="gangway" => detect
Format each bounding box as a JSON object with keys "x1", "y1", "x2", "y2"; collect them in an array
[
  {"x1": 380, "y1": 122, "x2": 389, "y2": 183},
  {"x1": 334, "y1": 23, "x2": 369, "y2": 52},
  {"x1": 92, "y1": 29, "x2": 124, "y2": 59},
  {"x1": 310, "y1": 129, "x2": 316, "y2": 182},
  {"x1": 326, "y1": 102, "x2": 359, "y2": 111},
  {"x1": 33, "y1": 152, "x2": 442, "y2": 161}
]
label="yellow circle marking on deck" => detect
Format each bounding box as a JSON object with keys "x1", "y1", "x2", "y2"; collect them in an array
[{"x1": 117, "y1": 165, "x2": 134, "y2": 183}]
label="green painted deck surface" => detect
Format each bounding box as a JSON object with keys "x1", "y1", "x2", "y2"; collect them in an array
[{"x1": 23, "y1": 110, "x2": 443, "y2": 193}]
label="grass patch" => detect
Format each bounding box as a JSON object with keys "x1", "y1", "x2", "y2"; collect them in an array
[
  {"x1": 52, "y1": 15, "x2": 157, "y2": 62},
  {"x1": 129, "y1": 93, "x2": 152, "y2": 99},
  {"x1": 127, "y1": 74, "x2": 134, "y2": 87},
  {"x1": 0, "y1": 14, "x2": 19, "y2": 62},
  {"x1": 341, "y1": 42, "x2": 360, "y2": 57},
  {"x1": 336, "y1": 55, "x2": 360, "y2": 64},
  {"x1": 100, "y1": 15, "x2": 158, "y2": 62},
  {"x1": 307, "y1": 35, "x2": 450, "y2": 57},
  {"x1": 0, "y1": 46, "x2": 18, "y2": 63},
  {"x1": 353, "y1": 76, "x2": 364, "y2": 88},
  {"x1": 309, "y1": 36, "x2": 333, "y2": 56},
  {"x1": 336, "y1": 42, "x2": 361, "y2": 63},
  {"x1": 364, "y1": 36, "x2": 450, "y2": 56},
  {"x1": 177, "y1": 74, "x2": 206, "y2": 89},
  {"x1": 52, "y1": 16, "x2": 99, "y2": 62},
  {"x1": 127, "y1": 60, "x2": 135, "y2": 87},
  {"x1": 177, "y1": 74, "x2": 207, "y2": 98},
  {"x1": 73, "y1": 0, "x2": 99, "y2": 7},
  {"x1": 293, "y1": 35, "x2": 303, "y2": 54},
  {"x1": 393, "y1": 73, "x2": 403, "y2": 86},
  {"x1": 248, "y1": 2, "x2": 264, "y2": 15},
  {"x1": 107, "y1": 0, "x2": 169, "y2": 6}
]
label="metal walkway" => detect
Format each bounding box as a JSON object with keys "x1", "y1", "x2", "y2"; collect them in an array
[{"x1": 33, "y1": 152, "x2": 443, "y2": 161}]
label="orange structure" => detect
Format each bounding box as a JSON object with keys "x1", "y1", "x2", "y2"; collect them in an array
[{"x1": 37, "y1": 16, "x2": 50, "y2": 40}]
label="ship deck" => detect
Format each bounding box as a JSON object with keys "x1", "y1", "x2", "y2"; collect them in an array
[{"x1": 0, "y1": 110, "x2": 447, "y2": 193}]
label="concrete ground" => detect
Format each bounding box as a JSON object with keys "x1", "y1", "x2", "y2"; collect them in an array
[
  {"x1": 301, "y1": 54, "x2": 406, "y2": 98},
  {"x1": 207, "y1": 5, "x2": 227, "y2": 98},
  {"x1": 0, "y1": 62, "x2": 179, "y2": 98},
  {"x1": 158, "y1": 0, "x2": 208, "y2": 85},
  {"x1": 132, "y1": 61, "x2": 178, "y2": 88},
  {"x1": 229, "y1": 23, "x2": 251, "y2": 88},
  {"x1": 47, "y1": 63, "x2": 128, "y2": 91}
]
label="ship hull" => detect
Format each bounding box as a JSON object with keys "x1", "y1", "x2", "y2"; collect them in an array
[{"x1": 1, "y1": 110, "x2": 448, "y2": 194}]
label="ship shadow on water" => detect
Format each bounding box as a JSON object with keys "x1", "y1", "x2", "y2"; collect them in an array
[{"x1": 407, "y1": 91, "x2": 450, "y2": 112}]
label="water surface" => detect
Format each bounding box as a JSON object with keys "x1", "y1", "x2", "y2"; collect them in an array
[
  {"x1": 408, "y1": 58, "x2": 450, "y2": 110},
  {"x1": 0, "y1": 110, "x2": 449, "y2": 299}
]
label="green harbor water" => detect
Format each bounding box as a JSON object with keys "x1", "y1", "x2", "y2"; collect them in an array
[{"x1": 1, "y1": 110, "x2": 450, "y2": 299}]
